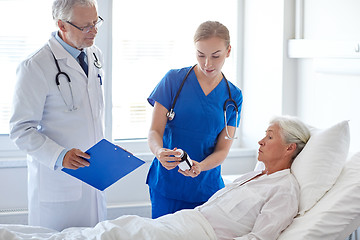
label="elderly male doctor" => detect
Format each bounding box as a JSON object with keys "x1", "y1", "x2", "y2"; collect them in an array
[{"x1": 9, "y1": 0, "x2": 106, "y2": 231}]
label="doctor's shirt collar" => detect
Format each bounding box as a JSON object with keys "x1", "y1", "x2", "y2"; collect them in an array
[{"x1": 54, "y1": 31, "x2": 83, "y2": 59}]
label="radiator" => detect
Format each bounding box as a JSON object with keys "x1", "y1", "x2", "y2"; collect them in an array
[{"x1": 0, "y1": 208, "x2": 28, "y2": 225}]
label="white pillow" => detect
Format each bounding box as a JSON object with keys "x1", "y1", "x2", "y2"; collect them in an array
[
  {"x1": 278, "y1": 151, "x2": 360, "y2": 240},
  {"x1": 291, "y1": 120, "x2": 350, "y2": 215}
]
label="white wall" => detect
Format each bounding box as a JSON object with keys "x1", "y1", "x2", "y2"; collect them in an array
[
  {"x1": 242, "y1": 0, "x2": 360, "y2": 154},
  {"x1": 241, "y1": 0, "x2": 296, "y2": 149},
  {"x1": 296, "y1": 0, "x2": 360, "y2": 153},
  {"x1": 96, "y1": 0, "x2": 113, "y2": 140}
]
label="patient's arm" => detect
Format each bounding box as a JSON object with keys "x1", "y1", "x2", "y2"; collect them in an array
[{"x1": 234, "y1": 191, "x2": 299, "y2": 240}]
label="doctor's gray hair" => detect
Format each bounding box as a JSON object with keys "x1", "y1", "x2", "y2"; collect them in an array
[
  {"x1": 270, "y1": 116, "x2": 311, "y2": 161},
  {"x1": 194, "y1": 21, "x2": 230, "y2": 48},
  {"x1": 52, "y1": 0, "x2": 98, "y2": 23}
]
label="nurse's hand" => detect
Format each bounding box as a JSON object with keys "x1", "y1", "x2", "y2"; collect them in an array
[
  {"x1": 156, "y1": 148, "x2": 181, "y2": 170},
  {"x1": 178, "y1": 160, "x2": 202, "y2": 178},
  {"x1": 63, "y1": 148, "x2": 90, "y2": 170}
]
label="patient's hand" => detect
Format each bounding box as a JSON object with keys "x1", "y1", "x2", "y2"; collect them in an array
[{"x1": 178, "y1": 160, "x2": 201, "y2": 178}]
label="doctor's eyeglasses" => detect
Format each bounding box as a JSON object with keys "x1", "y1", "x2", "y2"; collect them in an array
[{"x1": 66, "y1": 16, "x2": 104, "y2": 33}]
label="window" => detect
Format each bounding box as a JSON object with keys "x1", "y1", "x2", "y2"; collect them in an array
[
  {"x1": 112, "y1": 0, "x2": 239, "y2": 140},
  {"x1": 0, "y1": 0, "x2": 55, "y2": 134},
  {"x1": 0, "y1": 0, "x2": 239, "y2": 154},
  {"x1": 0, "y1": 0, "x2": 55, "y2": 152}
]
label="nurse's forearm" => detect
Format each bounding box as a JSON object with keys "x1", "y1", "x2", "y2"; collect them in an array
[
  {"x1": 198, "y1": 149, "x2": 228, "y2": 171},
  {"x1": 148, "y1": 130, "x2": 164, "y2": 157},
  {"x1": 197, "y1": 126, "x2": 234, "y2": 172}
]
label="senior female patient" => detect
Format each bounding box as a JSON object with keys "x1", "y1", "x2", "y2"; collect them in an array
[{"x1": 0, "y1": 116, "x2": 310, "y2": 240}]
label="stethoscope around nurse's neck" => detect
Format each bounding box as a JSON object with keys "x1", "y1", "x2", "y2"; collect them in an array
[
  {"x1": 51, "y1": 51, "x2": 102, "y2": 112},
  {"x1": 166, "y1": 64, "x2": 239, "y2": 140}
]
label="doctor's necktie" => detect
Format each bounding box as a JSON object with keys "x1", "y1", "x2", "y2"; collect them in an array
[{"x1": 78, "y1": 51, "x2": 88, "y2": 76}]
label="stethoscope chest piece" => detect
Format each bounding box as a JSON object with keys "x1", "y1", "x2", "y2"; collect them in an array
[{"x1": 167, "y1": 109, "x2": 175, "y2": 121}]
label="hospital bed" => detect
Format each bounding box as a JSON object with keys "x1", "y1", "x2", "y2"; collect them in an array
[
  {"x1": 279, "y1": 150, "x2": 360, "y2": 239},
  {"x1": 0, "y1": 120, "x2": 359, "y2": 239}
]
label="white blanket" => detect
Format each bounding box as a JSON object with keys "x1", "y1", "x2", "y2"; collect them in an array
[{"x1": 0, "y1": 209, "x2": 217, "y2": 240}]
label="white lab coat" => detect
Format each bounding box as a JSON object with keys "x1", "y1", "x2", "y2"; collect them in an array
[{"x1": 9, "y1": 33, "x2": 106, "y2": 231}]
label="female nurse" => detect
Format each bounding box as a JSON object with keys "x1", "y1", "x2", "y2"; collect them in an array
[{"x1": 147, "y1": 21, "x2": 243, "y2": 218}]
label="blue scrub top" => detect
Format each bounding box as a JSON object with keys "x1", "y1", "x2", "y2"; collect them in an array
[{"x1": 147, "y1": 66, "x2": 243, "y2": 202}]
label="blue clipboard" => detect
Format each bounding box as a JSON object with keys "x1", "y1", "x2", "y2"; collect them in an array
[{"x1": 62, "y1": 139, "x2": 145, "y2": 191}]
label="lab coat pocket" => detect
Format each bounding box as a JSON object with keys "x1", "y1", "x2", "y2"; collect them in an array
[
  {"x1": 217, "y1": 186, "x2": 262, "y2": 222},
  {"x1": 39, "y1": 166, "x2": 82, "y2": 202}
]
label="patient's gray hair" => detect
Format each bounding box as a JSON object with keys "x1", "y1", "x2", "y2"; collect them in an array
[
  {"x1": 270, "y1": 116, "x2": 310, "y2": 161},
  {"x1": 52, "y1": 0, "x2": 98, "y2": 23}
]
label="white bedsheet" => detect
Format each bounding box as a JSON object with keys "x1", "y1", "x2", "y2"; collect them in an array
[{"x1": 0, "y1": 209, "x2": 217, "y2": 240}]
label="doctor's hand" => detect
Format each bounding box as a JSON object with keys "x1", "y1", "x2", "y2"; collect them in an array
[
  {"x1": 63, "y1": 148, "x2": 90, "y2": 170},
  {"x1": 179, "y1": 160, "x2": 202, "y2": 178},
  {"x1": 156, "y1": 148, "x2": 181, "y2": 170}
]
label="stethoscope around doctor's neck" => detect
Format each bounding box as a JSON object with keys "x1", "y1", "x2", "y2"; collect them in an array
[
  {"x1": 166, "y1": 64, "x2": 239, "y2": 140},
  {"x1": 51, "y1": 51, "x2": 102, "y2": 112}
]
